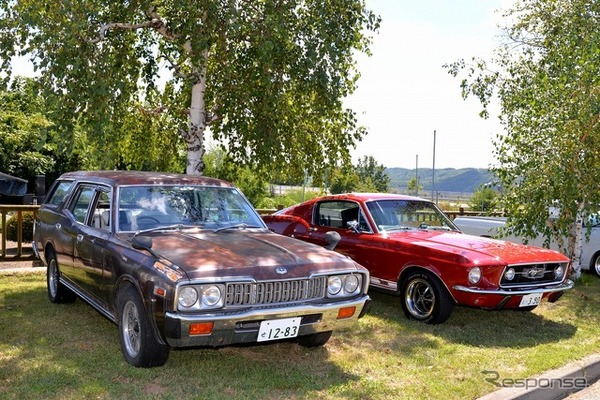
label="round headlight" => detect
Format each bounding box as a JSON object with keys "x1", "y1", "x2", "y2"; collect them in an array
[
  {"x1": 344, "y1": 275, "x2": 360, "y2": 294},
  {"x1": 505, "y1": 267, "x2": 516, "y2": 281},
  {"x1": 201, "y1": 286, "x2": 222, "y2": 307},
  {"x1": 328, "y1": 276, "x2": 343, "y2": 295},
  {"x1": 468, "y1": 267, "x2": 481, "y2": 284},
  {"x1": 178, "y1": 287, "x2": 198, "y2": 308},
  {"x1": 554, "y1": 265, "x2": 564, "y2": 279}
]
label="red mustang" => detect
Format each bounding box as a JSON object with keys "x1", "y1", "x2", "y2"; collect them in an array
[{"x1": 263, "y1": 193, "x2": 574, "y2": 324}]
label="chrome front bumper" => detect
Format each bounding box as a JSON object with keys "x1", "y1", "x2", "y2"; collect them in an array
[
  {"x1": 163, "y1": 295, "x2": 371, "y2": 348},
  {"x1": 453, "y1": 279, "x2": 575, "y2": 296}
]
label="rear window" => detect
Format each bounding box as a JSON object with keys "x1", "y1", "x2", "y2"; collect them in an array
[{"x1": 45, "y1": 180, "x2": 74, "y2": 207}]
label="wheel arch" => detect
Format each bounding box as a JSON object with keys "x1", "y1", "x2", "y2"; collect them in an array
[
  {"x1": 43, "y1": 241, "x2": 56, "y2": 264},
  {"x1": 589, "y1": 250, "x2": 600, "y2": 276},
  {"x1": 397, "y1": 265, "x2": 457, "y2": 304},
  {"x1": 115, "y1": 276, "x2": 168, "y2": 346}
]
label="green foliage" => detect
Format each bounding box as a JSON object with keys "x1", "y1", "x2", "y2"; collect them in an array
[
  {"x1": 470, "y1": 187, "x2": 498, "y2": 212},
  {"x1": 0, "y1": 77, "x2": 54, "y2": 182},
  {"x1": 5, "y1": 212, "x2": 34, "y2": 242},
  {"x1": 329, "y1": 155, "x2": 389, "y2": 194},
  {"x1": 203, "y1": 147, "x2": 269, "y2": 207},
  {"x1": 445, "y1": 0, "x2": 600, "y2": 275},
  {"x1": 407, "y1": 176, "x2": 423, "y2": 195},
  {"x1": 0, "y1": 1, "x2": 380, "y2": 179},
  {"x1": 256, "y1": 188, "x2": 324, "y2": 209},
  {"x1": 355, "y1": 155, "x2": 390, "y2": 192},
  {"x1": 328, "y1": 165, "x2": 360, "y2": 194}
]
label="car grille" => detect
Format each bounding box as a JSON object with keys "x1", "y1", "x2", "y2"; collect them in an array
[
  {"x1": 500, "y1": 262, "x2": 567, "y2": 288},
  {"x1": 225, "y1": 276, "x2": 327, "y2": 307}
]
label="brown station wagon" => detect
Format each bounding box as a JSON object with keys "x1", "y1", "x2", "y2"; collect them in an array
[{"x1": 33, "y1": 171, "x2": 370, "y2": 367}]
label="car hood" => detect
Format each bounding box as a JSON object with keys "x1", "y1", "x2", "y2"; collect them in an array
[
  {"x1": 388, "y1": 230, "x2": 569, "y2": 264},
  {"x1": 145, "y1": 229, "x2": 360, "y2": 280}
]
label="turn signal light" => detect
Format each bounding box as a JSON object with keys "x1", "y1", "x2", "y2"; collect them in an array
[
  {"x1": 337, "y1": 306, "x2": 356, "y2": 319},
  {"x1": 189, "y1": 322, "x2": 214, "y2": 336}
]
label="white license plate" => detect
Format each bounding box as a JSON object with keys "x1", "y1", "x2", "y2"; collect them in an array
[
  {"x1": 257, "y1": 317, "x2": 300, "y2": 342},
  {"x1": 519, "y1": 293, "x2": 542, "y2": 307}
]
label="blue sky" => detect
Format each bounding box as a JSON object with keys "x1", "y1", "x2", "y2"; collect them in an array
[{"x1": 346, "y1": 0, "x2": 511, "y2": 170}]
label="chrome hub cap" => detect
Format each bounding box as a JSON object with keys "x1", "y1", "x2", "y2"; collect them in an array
[{"x1": 405, "y1": 278, "x2": 435, "y2": 319}]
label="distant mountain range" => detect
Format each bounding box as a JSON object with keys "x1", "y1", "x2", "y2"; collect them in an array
[{"x1": 386, "y1": 168, "x2": 495, "y2": 195}]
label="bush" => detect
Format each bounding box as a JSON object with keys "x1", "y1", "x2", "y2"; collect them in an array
[{"x1": 5, "y1": 212, "x2": 35, "y2": 242}]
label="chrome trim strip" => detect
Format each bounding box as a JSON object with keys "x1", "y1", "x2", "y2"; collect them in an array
[{"x1": 369, "y1": 277, "x2": 398, "y2": 291}]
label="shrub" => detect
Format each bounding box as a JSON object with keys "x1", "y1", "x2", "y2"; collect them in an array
[{"x1": 5, "y1": 212, "x2": 35, "y2": 242}]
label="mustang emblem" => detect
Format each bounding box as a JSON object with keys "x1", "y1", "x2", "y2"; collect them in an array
[
  {"x1": 525, "y1": 267, "x2": 545, "y2": 279},
  {"x1": 276, "y1": 267, "x2": 288, "y2": 275}
]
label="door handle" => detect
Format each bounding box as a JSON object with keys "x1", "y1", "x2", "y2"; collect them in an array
[{"x1": 77, "y1": 234, "x2": 84, "y2": 243}]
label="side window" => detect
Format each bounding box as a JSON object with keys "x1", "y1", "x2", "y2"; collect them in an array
[
  {"x1": 69, "y1": 186, "x2": 96, "y2": 224},
  {"x1": 89, "y1": 189, "x2": 111, "y2": 231},
  {"x1": 315, "y1": 201, "x2": 371, "y2": 232},
  {"x1": 45, "y1": 180, "x2": 74, "y2": 207}
]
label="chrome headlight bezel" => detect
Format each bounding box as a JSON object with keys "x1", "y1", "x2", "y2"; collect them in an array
[
  {"x1": 327, "y1": 274, "x2": 363, "y2": 298},
  {"x1": 468, "y1": 267, "x2": 482, "y2": 285},
  {"x1": 178, "y1": 286, "x2": 199, "y2": 308},
  {"x1": 177, "y1": 284, "x2": 225, "y2": 311},
  {"x1": 554, "y1": 265, "x2": 564, "y2": 280},
  {"x1": 504, "y1": 267, "x2": 516, "y2": 281}
]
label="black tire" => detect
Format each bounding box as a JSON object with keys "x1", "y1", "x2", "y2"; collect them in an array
[
  {"x1": 46, "y1": 249, "x2": 77, "y2": 304},
  {"x1": 117, "y1": 286, "x2": 170, "y2": 368},
  {"x1": 297, "y1": 331, "x2": 332, "y2": 347},
  {"x1": 400, "y1": 271, "x2": 454, "y2": 324},
  {"x1": 591, "y1": 253, "x2": 600, "y2": 277}
]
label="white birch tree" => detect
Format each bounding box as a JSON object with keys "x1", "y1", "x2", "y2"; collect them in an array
[{"x1": 0, "y1": 1, "x2": 379, "y2": 179}]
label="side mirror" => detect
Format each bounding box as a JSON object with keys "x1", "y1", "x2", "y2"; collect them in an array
[
  {"x1": 347, "y1": 220, "x2": 360, "y2": 234},
  {"x1": 324, "y1": 231, "x2": 341, "y2": 250},
  {"x1": 132, "y1": 235, "x2": 153, "y2": 250}
]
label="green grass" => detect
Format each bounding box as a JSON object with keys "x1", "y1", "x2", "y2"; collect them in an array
[{"x1": 1, "y1": 271, "x2": 600, "y2": 400}]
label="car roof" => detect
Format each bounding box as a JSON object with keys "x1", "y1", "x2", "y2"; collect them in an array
[
  {"x1": 315, "y1": 193, "x2": 430, "y2": 203},
  {"x1": 59, "y1": 170, "x2": 233, "y2": 187}
]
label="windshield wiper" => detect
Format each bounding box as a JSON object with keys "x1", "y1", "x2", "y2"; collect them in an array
[
  {"x1": 418, "y1": 225, "x2": 453, "y2": 231},
  {"x1": 381, "y1": 226, "x2": 412, "y2": 232},
  {"x1": 213, "y1": 223, "x2": 263, "y2": 233},
  {"x1": 132, "y1": 224, "x2": 200, "y2": 238}
]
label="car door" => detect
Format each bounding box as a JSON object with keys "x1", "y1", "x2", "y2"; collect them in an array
[
  {"x1": 55, "y1": 183, "x2": 99, "y2": 288},
  {"x1": 303, "y1": 200, "x2": 378, "y2": 270},
  {"x1": 72, "y1": 186, "x2": 112, "y2": 307},
  {"x1": 57, "y1": 184, "x2": 97, "y2": 296}
]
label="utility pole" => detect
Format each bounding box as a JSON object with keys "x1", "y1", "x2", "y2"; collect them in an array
[
  {"x1": 431, "y1": 130, "x2": 436, "y2": 202},
  {"x1": 415, "y1": 154, "x2": 419, "y2": 196}
]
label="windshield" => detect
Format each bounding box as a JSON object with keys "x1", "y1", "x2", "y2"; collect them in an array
[
  {"x1": 366, "y1": 199, "x2": 458, "y2": 233},
  {"x1": 116, "y1": 185, "x2": 265, "y2": 232}
]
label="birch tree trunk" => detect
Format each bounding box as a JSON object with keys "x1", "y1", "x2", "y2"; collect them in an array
[
  {"x1": 186, "y1": 73, "x2": 207, "y2": 175},
  {"x1": 566, "y1": 202, "x2": 585, "y2": 279}
]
